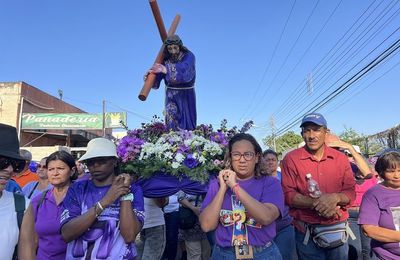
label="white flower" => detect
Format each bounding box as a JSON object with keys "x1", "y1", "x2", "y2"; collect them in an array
[
  {"x1": 175, "y1": 153, "x2": 185, "y2": 163},
  {"x1": 171, "y1": 161, "x2": 180, "y2": 169}
]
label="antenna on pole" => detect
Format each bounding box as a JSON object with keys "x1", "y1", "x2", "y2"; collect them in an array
[
  {"x1": 58, "y1": 89, "x2": 63, "y2": 100},
  {"x1": 269, "y1": 115, "x2": 276, "y2": 151}
]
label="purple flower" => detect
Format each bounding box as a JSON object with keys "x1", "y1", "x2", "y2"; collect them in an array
[
  {"x1": 178, "y1": 144, "x2": 189, "y2": 153},
  {"x1": 183, "y1": 154, "x2": 198, "y2": 169},
  {"x1": 210, "y1": 132, "x2": 228, "y2": 146}
]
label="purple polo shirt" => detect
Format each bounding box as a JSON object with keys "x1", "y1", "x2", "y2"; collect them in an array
[
  {"x1": 281, "y1": 145, "x2": 356, "y2": 225},
  {"x1": 359, "y1": 184, "x2": 400, "y2": 259},
  {"x1": 60, "y1": 180, "x2": 145, "y2": 259},
  {"x1": 201, "y1": 176, "x2": 284, "y2": 247},
  {"x1": 31, "y1": 188, "x2": 67, "y2": 260}
]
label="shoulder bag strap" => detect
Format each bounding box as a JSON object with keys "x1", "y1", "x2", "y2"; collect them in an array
[{"x1": 27, "y1": 181, "x2": 40, "y2": 199}]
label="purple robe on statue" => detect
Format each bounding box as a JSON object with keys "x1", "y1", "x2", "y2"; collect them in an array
[{"x1": 154, "y1": 50, "x2": 197, "y2": 130}]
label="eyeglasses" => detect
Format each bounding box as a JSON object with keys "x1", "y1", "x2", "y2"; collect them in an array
[
  {"x1": 0, "y1": 157, "x2": 26, "y2": 173},
  {"x1": 38, "y1": 164, "x2": 47, "y2": 169},
  {"x1": 231, "y1": 152, "x2": 255, "y2": 161}
]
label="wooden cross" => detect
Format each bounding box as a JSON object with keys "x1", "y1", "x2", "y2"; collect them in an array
[{"x1": 138, "y1": 0, "x2": 181, "y2": 101}]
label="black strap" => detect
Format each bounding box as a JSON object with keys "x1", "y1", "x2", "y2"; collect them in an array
[
  {"x1": 27, "y1": 181, "x2": 39, "y2": 199},
  {"x1": 13, "y1": 193, "x2": 25, "y2": 229},
  {"x1": 13, "y1": 193, "x2": 26, "y2": 260},
  {"x1": 36, "y1": 189, "x2": 49, "y2": 213}
]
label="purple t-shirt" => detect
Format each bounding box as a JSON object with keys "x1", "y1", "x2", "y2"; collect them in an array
[
  {"x1": 60, "y1": 180, "x2": 145, "y2": 260},
  {"x1": 201, "y1": 176, "x2": 284, "y2": 247},
  {"x1": 358, "y1": 184, "x2": 400, "y2": 259},
  {"x1": 31, "y1": 188, "x2": 67, "y2": 260}
]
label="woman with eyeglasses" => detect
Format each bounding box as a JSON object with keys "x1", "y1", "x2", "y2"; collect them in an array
[
  {"x1": 22, "y1": 157, "x2": 53, "y2": 199},
  {"x1": 0, "y1": 123, "x2": 29, "y2": 260},
  {"x1": 18, "y1": 150, "x2": 76, "y2": 260},
  {"x1": 200, "y1": 133, "x2": 284, "y2": 259},
  {"x1": 60, "y1": 138, "x2": 144, "y2": 260},
  {"x1": 359, "y1": 150, "x2": 400, "y2": 259}
]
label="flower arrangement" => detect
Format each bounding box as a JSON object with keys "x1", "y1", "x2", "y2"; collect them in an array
[{"x1": 117, "y1": 116, "x2": 253, "y2": 183}]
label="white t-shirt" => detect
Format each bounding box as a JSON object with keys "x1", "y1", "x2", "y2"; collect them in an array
[
  {"x1": 164, "y1": 194, "x2": 179, "y2": 213},
  {"x1": 143, "y1": 197, "x2": 165, "y2": 229},
  {"x1": 0, "y1": 190, "x2": 30, "y2": 260}
]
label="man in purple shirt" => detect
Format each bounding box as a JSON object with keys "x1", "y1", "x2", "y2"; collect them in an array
[{"x1": 60, "y1": 138, "x2": 145, "y2": 259}]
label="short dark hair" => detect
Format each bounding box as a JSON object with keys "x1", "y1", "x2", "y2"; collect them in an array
[
  {"x1": 46, "y1": 150, "x2": 77, "y2": 181},
  {"x1": 226, "y1": 133, "x2": 263, "y2": 178},
  {"x1": 375, "y1": 151, "x2": 400, "y2": 179},
  {"x1": 262, "y1": 149, "x2": 278, "y2": 159}
]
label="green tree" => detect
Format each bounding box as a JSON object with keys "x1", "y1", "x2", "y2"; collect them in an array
[
  {"x1": 262, "y1": 131, "x2": 303, "y2": 155},
  {"x1": 339, "y1": 127, "x2": 382, "y2": 156}
]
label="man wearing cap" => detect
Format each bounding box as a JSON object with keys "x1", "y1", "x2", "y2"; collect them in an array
[
  {"x1": 60, "y1": 137, "x2": 145, "y2": 259},
  {"x1": 281, "y1": 112, "x2": 356, "y2": 259},
  {"x1": 146, "y1": 34, "x2": 197, "y2": 131},
  {"x1": 12, "y1": 149, "x2": 39, "y2": 188},
  {"x1": 0, "y1": 123, "x2": 30, "y2": 260}
]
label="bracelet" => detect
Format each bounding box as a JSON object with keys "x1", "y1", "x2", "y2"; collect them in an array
[
  {"x1": 94, "y1": 204, "x2": 100, "y2": 218},
  {"x1": 97, "y1": 201, "x2": 104, "y2": 211}
]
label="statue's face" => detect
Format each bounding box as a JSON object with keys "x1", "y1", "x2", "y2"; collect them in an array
[{"x1": 167, "y1": 44, "x2": 180, "y2": 61}]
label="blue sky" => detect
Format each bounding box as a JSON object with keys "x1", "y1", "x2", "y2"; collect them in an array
[{"x1": 1, "y1": 0, "x2": 399, "y2": 146}]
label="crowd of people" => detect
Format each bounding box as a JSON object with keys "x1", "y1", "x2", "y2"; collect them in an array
[{"x1": 1, "y1": 109, "x2": 399, "y2": 260}]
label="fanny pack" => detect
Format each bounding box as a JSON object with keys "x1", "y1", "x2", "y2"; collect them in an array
[{"x1": 303, "y1": 221, "x2": 355, "y2": 249}]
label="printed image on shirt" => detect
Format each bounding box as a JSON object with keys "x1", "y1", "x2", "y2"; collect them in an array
[{"x1": 390, "y1": 206, "x2": 400, "y2": 231}]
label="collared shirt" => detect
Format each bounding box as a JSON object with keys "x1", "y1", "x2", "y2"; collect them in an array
[
  {"x1": 281, "y1": 145, "x2": 356, "y2": 225},
  {"x1": 13, "y1": 169, "x2": 39, "y2": 188},
  {"x1": 31, "y1": 188, "x2": 67, "y2": 260}
]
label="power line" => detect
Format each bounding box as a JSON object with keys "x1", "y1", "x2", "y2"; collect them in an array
[
  {"x1": 240, "y1": 0, "x2": 297, "y2": 121},
  {"x1": 275, "y1": 36, "x2": 400, "y2": 136},
  {"x1": 272, "y1": 1, "x2": 400, "y2": 126},
  {"x1": 253, "y1": 0, "x2": 343, "y2": 119},
  {"x1": 271, "y1": 0, "x2": 383, "y2": 122},
  {"x1": 245, "y1": 0, "x2": 320, "y2": 119}
]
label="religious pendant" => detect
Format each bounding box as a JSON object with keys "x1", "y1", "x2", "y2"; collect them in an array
[{"x1": 235, "y1": 244, "x2": 254, "y2": 259}]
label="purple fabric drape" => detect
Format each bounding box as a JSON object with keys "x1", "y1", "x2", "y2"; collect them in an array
[{"x1": 136, "y1": 172, "x2": 214, "y2": 197}]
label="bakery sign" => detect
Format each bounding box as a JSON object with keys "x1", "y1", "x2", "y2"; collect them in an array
[{"x1": 21, "y1": 112, "x2": 127, "y2": 129}]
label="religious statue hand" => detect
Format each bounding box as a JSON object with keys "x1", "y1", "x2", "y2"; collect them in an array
[{"x1": 150, "y1": 63, "x2": 167, "y2": 74}]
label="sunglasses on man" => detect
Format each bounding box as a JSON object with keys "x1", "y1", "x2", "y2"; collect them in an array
[{"x1": 0, "y1": 157, "x2": 26, "y2": 173}]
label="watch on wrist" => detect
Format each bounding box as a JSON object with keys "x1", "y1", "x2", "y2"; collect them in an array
[{"x1": 120, "y1": 193, "x2": 134, "y2": 202}]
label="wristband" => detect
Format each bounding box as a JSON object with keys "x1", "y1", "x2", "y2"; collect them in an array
[
  {"x1": 232, "y1": 183, "x2": 240, "y2": 200},
  {"x1": 120, "y1": 193, "x2": 134, "y2": 202}
]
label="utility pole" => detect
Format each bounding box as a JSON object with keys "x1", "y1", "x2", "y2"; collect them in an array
[
  {"x1": 102, "y1": 100, "x2": 106, "y2": 137},
  {"x1": 269, "y1": 116, "x2": 276, "y2": 152}
]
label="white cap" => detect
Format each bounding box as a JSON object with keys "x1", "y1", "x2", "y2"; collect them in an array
[
  {"x1": 306, "y1": 173, "x2": 312, "y2": 179},
  {"x1": 344, "y1": 145, "x2": 361, "y2": 155}
]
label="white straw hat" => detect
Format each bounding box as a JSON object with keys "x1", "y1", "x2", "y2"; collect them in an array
[{"x1": 79, "y1": 138, "x2": 118, "y2": 161}]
